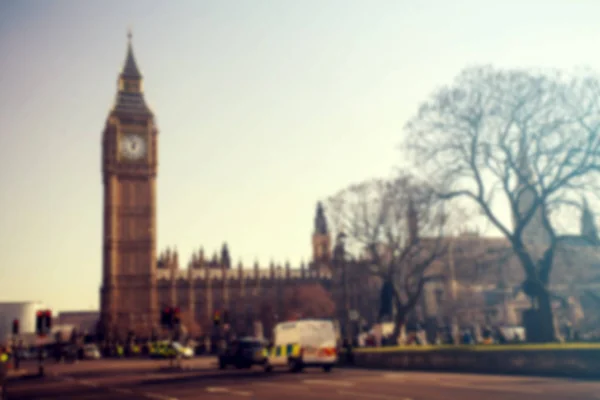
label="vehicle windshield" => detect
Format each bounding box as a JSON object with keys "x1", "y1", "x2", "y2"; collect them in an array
[{"x1": 238, "y1": 341, "x2": 263, "y2": 349}]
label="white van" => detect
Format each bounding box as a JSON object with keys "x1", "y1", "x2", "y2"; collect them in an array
[{"x1": 264, "y1": 319, "x2": 337, "y2": 373}]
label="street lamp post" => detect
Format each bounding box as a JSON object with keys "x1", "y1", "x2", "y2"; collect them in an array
[{"x1": 334, "y1": 232, "x2": 351, "y2": 344}]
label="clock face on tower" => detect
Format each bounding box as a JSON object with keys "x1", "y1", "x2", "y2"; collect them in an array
[{"x1": 120, "y1": 133, "x2": 147, "y2": 161}]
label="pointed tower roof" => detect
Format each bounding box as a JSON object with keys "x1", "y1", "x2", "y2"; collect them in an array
[
  {"x1": 112, "y1": 30, "x2": 151, "y2": 115},
  {"x1": 314, "y1": 201, "x2": 329, "y2": 235},
  {"x1": 407, "y1": 195, "x2": 418, "y2": 241},
  {"x1": 581, "y1": 196, "x2": 599, "y2": 244},
  {"x1": 513, "y1": 133, "x2": 538, "y2": 231},
  {"x1": 516, "y1": 133, "x2": 535, "y2": 183},
  {"x1": 121, "y1": 30, "x2": 142, "y2": 79},
  {"x1": 220, "y1": 242, "x2": 231, "y2": 268}
]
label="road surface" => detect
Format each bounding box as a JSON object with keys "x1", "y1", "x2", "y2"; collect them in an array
[{"x1": 4, "y1": 358, "x2": 600, "y2": 399}]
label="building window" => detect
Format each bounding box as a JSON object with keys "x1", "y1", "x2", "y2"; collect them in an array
[{"x1": 435, "y1": 288, "x2": 444, "y2": 305}]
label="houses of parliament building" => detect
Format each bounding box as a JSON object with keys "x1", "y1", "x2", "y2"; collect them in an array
[
  {"x1": 99, "y1": 34, "x2": 379, "y2": 338},
  {"x1": 100, "y1": 34, "x2": 600, "y2": 339}
]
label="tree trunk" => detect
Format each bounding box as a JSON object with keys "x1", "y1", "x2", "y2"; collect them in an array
[
  {"x1": 522, "y1": 270, "x2": 556, "y2": 343},
  {"x1": 391, "y1": 308, "x2": 405, "y2": 345},
  {"x1": 523, "y1": 290, "x2": 556, "y2": 343},
  {"x1": 534, "y1": 290, "x2": 556, "y2": 343}
]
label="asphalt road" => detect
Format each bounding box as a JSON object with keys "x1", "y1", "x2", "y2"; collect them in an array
[{"x1": 4, "y1": 358, "x2": 600, "y2": 400}]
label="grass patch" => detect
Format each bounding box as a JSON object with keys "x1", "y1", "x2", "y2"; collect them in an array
[{"x1": 353, "y1": 342, "x2": 600, "y2": 353}]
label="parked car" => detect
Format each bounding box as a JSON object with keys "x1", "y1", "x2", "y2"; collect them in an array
[
  {"x1": 172, "y1": 342, "x2": 194, "y2": 359},
  {"x1": 83, "y1": 344, "x2": 101, "y2": 360},
  {"x1": 218, "y1": 337, "x2": 268, "y2": 369},
  {"x1": 150, "y1": 341, "x2": 194, "y2": 359}
]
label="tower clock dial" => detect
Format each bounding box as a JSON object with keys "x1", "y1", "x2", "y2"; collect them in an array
[{"x1": 120, "y1": 133, "x2": 147, "y2": 161}]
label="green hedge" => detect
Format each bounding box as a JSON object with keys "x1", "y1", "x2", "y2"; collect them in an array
[{"x1": 353, "y1": 342, "x2": 600, "y2": 353}]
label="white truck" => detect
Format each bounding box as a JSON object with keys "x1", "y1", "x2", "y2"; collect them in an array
[{"x1": 264, "y1": 319, "x2": 337, "y2": 373}]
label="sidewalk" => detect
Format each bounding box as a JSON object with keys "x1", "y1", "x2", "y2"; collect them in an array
[
  {"x1": 7, "y1": 369, "x2": 28, "y2": 378},
  {"x1": 158, "y1": 356, "x2": 217, "y2": 372}
]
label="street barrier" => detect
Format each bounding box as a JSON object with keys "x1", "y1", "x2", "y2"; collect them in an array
[{"x1": 339, "y1": 343, "x2": 600, "y2": 379}]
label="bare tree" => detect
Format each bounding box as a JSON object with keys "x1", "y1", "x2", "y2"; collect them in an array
[
  {"x1": 327, "y1": 173, "x2": 454, "y2": 340},
  {"x1": 404, "y1": 66, "x2": 600, "y2": 342},
  {"x1": 284, "y1": 284, "x2": 336, "y2": 320},
  {"x1": 440, "y1": 235, "x2": 520, "y2": 327}
]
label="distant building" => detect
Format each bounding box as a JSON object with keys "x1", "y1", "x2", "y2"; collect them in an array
[
  {"x1": 99, "y1": 33, "x2": 355, "y2": 339},
  {"x1": 0, "y1": 301, "x2": 47, "y2": 343},
  {"x1": 98, "y1": 32, "x2": 600, "y2": 340},
  {"x1": 57, "y1": 311, "x2": 99, "y2": 334}
]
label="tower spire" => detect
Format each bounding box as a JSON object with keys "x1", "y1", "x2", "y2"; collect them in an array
[
  {"x1": 407, "y1": 195, "x2": 418, "y2": 242},
  {"x1": 314, "y1": 202, "x2": 328, "y2": 235},
  {"x1": 113, "y1": 29, "x2": 150, "y2": 114},
  {"x1": 513, "y1": 133, "x2": 548, "y2": 245},
  {"x1": 581, "y1": 196, "x2": 599, "y2": 244},
  {"x1": 121, "y1": 29, "x2": 142, "y2": 79}
]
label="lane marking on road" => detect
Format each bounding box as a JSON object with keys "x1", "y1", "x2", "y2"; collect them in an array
[
  {"x1": 338, "y1": 390, "x2": 412, "y2": 400},
  {"x1": 433, "y1": 381, "x2": 543, "y2": 394},
  {"x1": 354, "y1": 376, "x2": 405, "y2": 383},
  {"x1": 76, "y1": 379, "x2": 99, "y2": 388},
  {"x1": 304, "y1": 379, "x2": 355, "y2": 387},
  {"x1": 254, "y1": 382, "x2": 312, "y2": 390},
  {"x1": 230, "y1": 391, "x2": 253, "y2": 397},
  {"x1": 206, "y1": 387, "x2": 229, "y2": 393},
  {"x1": 369, "y1": 374, "x2": 548, "y2": 394},
  {"x1": 206, "y1": 387, "x2": 253, "y2": 397},
  {"x1": 383, "y1": 373, "x2": 406, "y2": 379},
  {"x1": 383, "y1": 373, "x2": 450, "y2": 382},
  {"x1": 143, "y1": 393, "x2": 179, "y2": 400},
  {"x1": 112, "y1": 388, "x2": 133, "y2": 395}
]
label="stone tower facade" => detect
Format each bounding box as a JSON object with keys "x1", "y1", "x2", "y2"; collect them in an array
[
  {"x1": 98, "y1": 36, "x2": 380, "y2": 339},
  {"x1": 100, "y1": 32, "x2": 158, "y2": 337},
  {"x1": 513, "y1": 134, "x2": 550, "y2": 247},
  {"x1": 312, "y1": 202, "x2": 331, "y2": 265}
]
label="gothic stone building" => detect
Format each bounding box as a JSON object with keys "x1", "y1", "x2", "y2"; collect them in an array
[
  {"x1": 99, "y1": 35, "x2": 378, "y2": 339},
  {"x1": 100, "y1": 34, "x2": 600, "y2": 340}
]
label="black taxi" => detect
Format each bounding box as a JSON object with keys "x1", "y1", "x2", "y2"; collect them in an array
[{"x1": 218, "y1": 337, "x2": 268, "y2": 369}]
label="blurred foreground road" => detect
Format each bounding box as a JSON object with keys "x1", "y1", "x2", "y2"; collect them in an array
[{"x1": 4, "y1": 358, "x2": 600, "y2": 400}]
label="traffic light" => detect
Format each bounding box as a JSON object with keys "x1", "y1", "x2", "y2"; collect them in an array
[
  {"x1": 35, "y1": 310, "x2": 52, "y2": 336},
  {"x1": 161, "y1": 307, "x2": 172, "y2": 327},
  {"x1": 46, "y1": 310, "x2": 52, "y2": 330},
  {"x1": 173, "y1": 307, "x2": 181, "y2": 326},
  {"x1": 12, "y1": 319, "x2": 19, "y2": 335},
  {"x1": 36, "y1": 312, "x2": 43, "y2": 334},
  {"x1": 160, "y1": 307, "x2": 182, "y2": 329},
  {"x1": 213, "y1": 310, "x2": 220, "y2": 326}
]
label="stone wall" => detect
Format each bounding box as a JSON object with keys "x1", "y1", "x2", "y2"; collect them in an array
[{"x1": 340, "y1": 346, "x2": 600, "y2": 379}]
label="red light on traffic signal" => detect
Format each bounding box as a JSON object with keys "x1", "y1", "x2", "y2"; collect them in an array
[{"x1": 37, "y1": 311, "x2": 42, "y2": 317}]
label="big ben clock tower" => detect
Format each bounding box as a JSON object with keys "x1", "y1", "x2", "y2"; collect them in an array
[{"x1": 100, "y1": 31, "x2": 158, "y2": 337}]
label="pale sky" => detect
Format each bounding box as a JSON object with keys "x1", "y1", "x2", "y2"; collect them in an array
[{"x1": 1, "y1": 0, "x2": 599, "y2": 312}]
